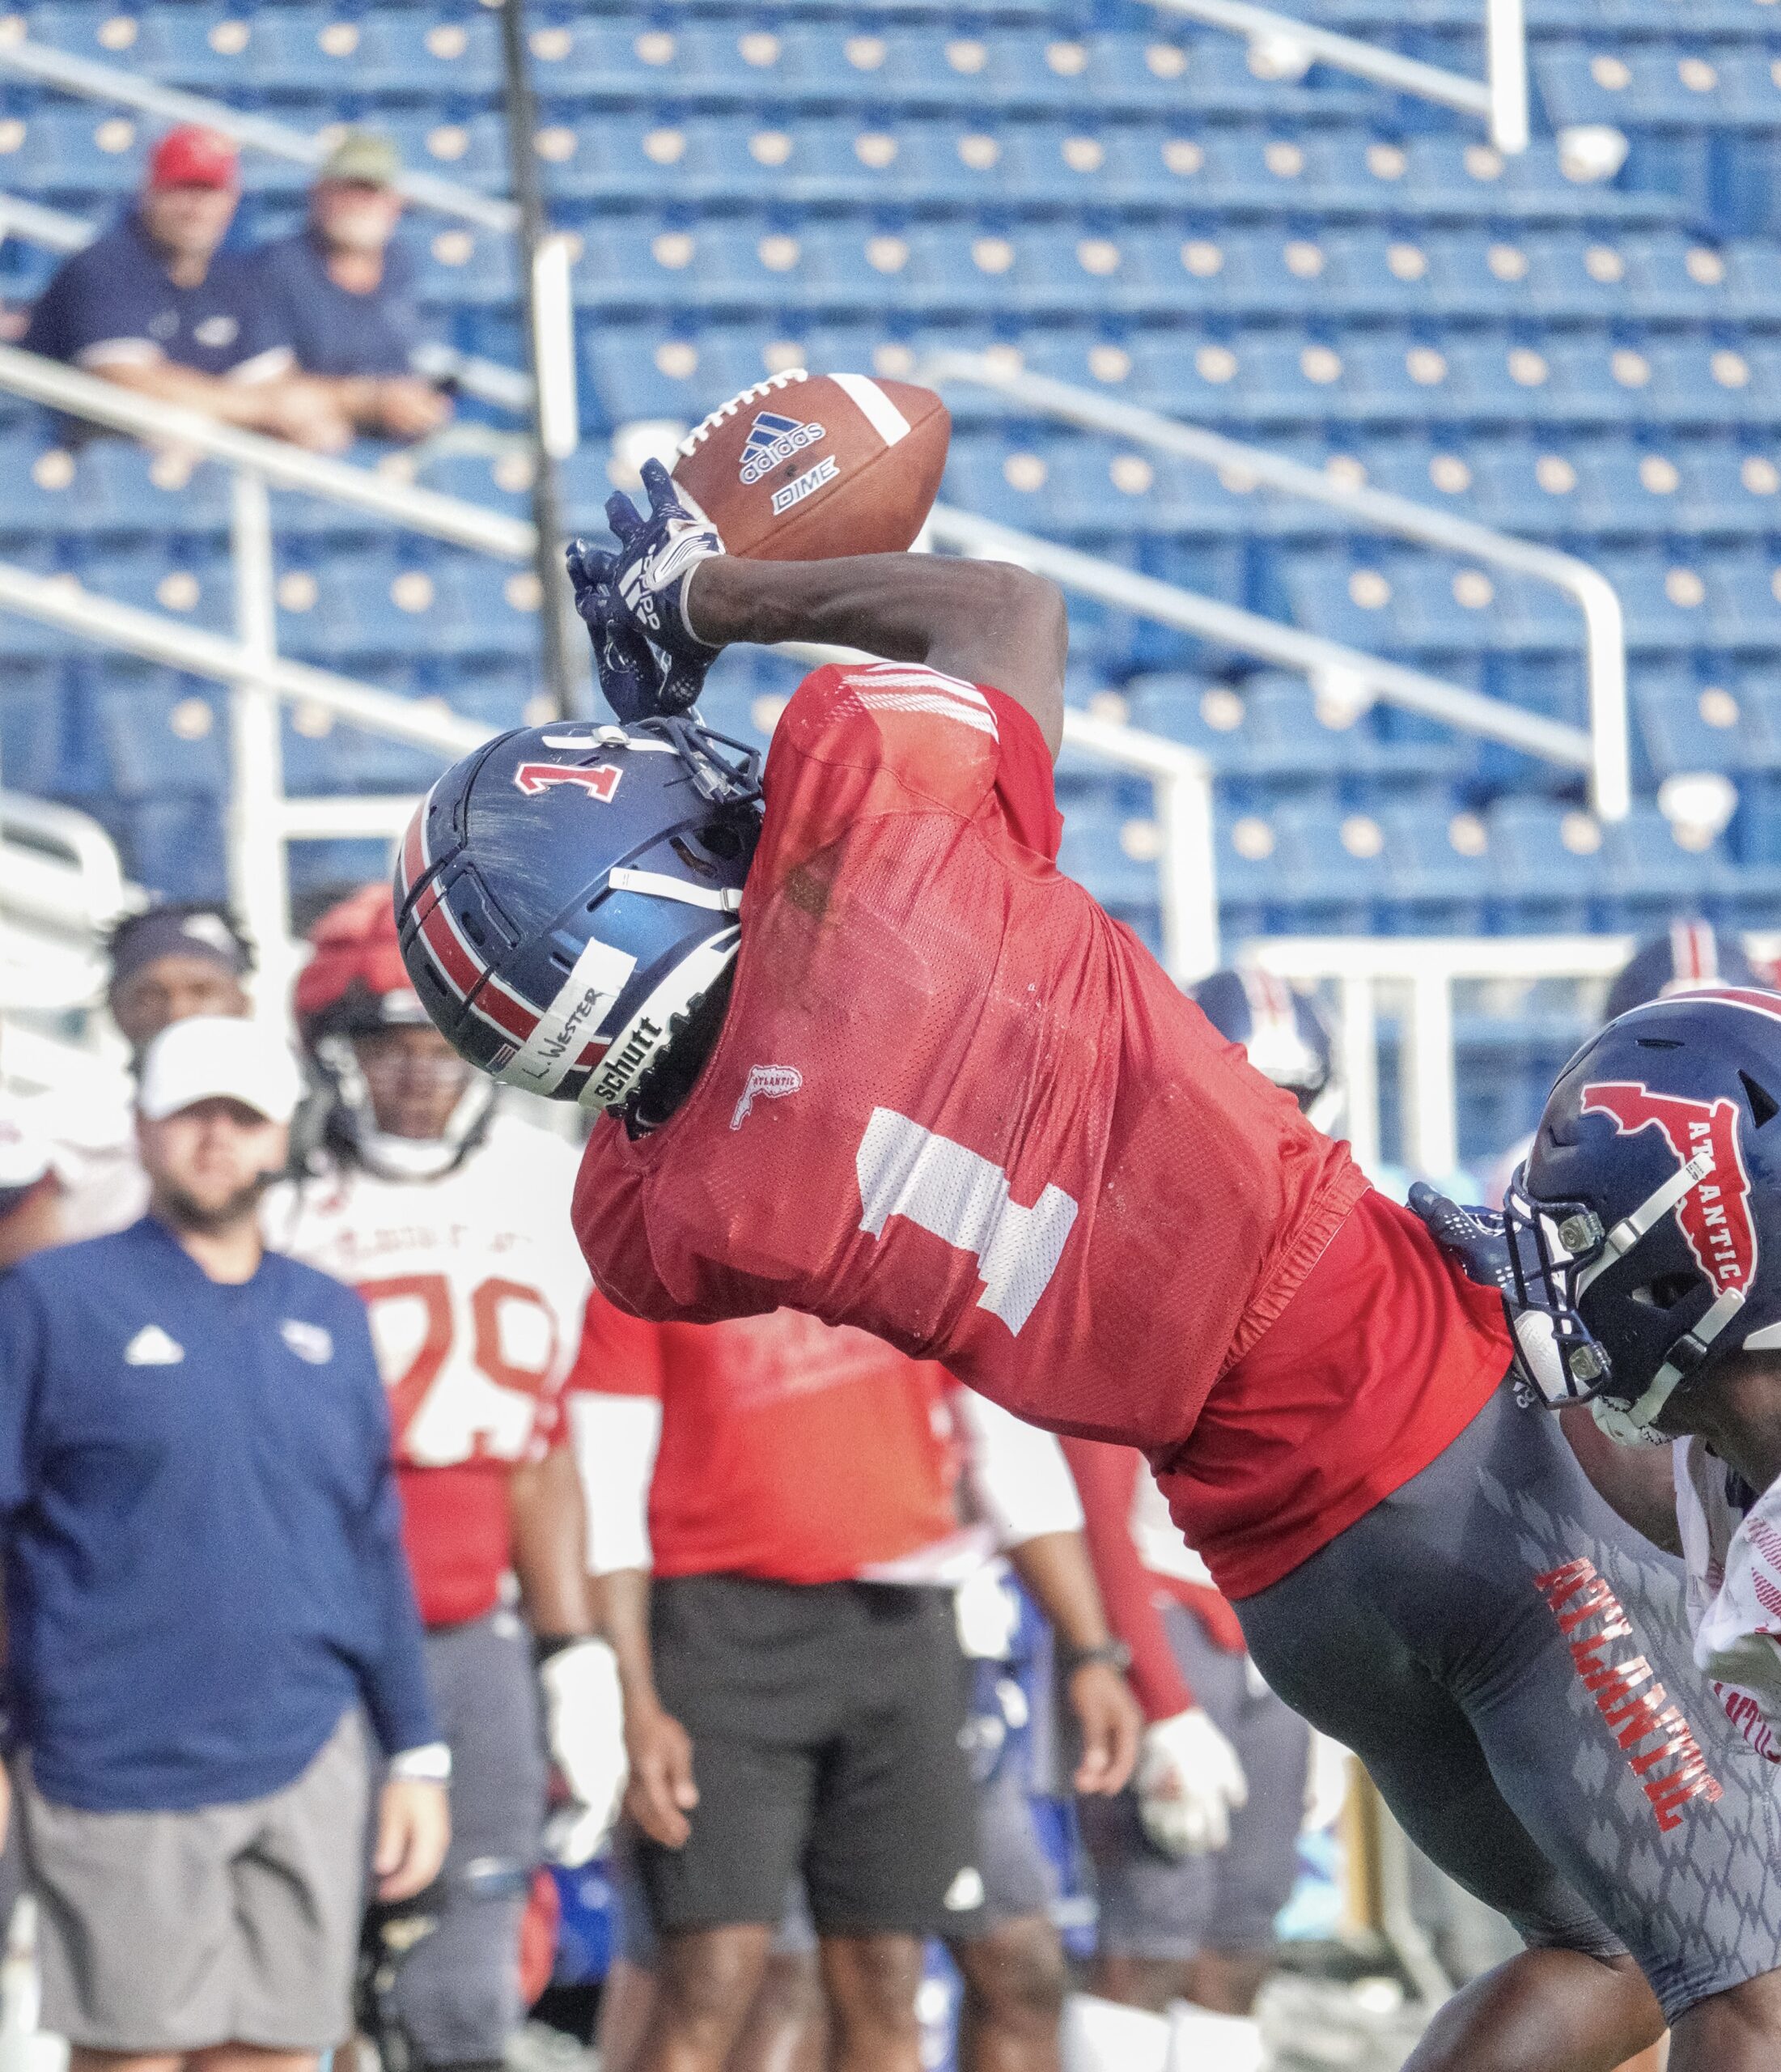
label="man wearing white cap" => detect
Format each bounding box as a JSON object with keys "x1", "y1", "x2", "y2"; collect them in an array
[{"x1": 0, "y1": 1015, "x2": 449, "y2": 2072}]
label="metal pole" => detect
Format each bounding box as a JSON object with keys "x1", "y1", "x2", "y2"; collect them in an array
[
  {"x1": 1406, "y1": 969, "x2": 1458, "y2": 1180},
  {"x1": 227, "y1": 467, "x2": 295, "y2": 1021},
  {"x1": 1156, "y1": 766, "x2": 1220, "y2": 983},
  {"x1": 496, "y1": 0, "x2": 588, "y2": 720},
  {"x1": 1338, "y1": 975, "x2": 1380, "y2": 1173},
  {"x1": 1485, "y1": 0, "x2": 1531, "y2": 155}
]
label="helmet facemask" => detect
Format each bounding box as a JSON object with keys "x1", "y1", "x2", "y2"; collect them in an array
[{"x1": 1501, "y1": 1150, "x2": 1745, "y2": 1443}]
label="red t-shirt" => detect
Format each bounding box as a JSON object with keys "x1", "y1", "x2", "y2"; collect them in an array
[
  {"x1": 571, "y1": 1298, "x2": 960, "y2": 1583},
  {"x1": 572, "y1": 662, "x2": 1505, "y2": 1599}
]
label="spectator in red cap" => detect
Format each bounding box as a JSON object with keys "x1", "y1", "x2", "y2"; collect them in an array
[{"x1": 23, "y1": 125, "x2": 353, "y2": 452}]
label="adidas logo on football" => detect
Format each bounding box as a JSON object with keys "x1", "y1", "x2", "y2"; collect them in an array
[
  {"x1": 739, "y1": 409, "x2": 826, "y2": 486},
  {"x1": 124, "y1": 1324, "x2": 184, "y2": 1366}
]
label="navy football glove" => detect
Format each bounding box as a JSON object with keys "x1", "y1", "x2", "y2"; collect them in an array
[
  {"x1": 566, "y1": 458, "x2": 724, "y2": 723},
  {"x1": 1406, "y1": 1182, "x2": 1516, "y2": 1301}
]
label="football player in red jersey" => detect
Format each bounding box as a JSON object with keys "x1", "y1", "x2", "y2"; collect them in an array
[{"x1": 395, "y1": 464, "x2": 1781, "y2": 2072}]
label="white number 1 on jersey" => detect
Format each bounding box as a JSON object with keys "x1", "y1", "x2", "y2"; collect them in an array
[{"x1": 854, "y1": 1107, "x2": 1077, "y2": 1335}]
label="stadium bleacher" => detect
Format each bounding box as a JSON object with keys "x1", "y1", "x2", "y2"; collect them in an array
[{"x1": 4, "y1": 0, "x2": 1781, "y2": 1160}]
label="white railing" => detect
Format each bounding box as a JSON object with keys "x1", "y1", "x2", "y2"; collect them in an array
[
  {"x1": 1247, "y1": 934, "x2": 1639, "y2": 1179},
  {"x1": 918, "y1": 352, "x2": 1628, "y2": 818},
  {"x1": 0, "y1": 348, "x2": 1232, "y2": 980},
  {"x1": 1147, "y1": 0, "x2": 1529, "y2": 155},
  {"x1": 0, "y1": 792, "x2": 134, "y2": 1091}
]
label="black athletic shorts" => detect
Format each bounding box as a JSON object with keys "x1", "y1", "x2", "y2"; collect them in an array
[
  {"x1": 637, "y1": 1574, "x2": 980, "y2": 1939},
  {"x1": 1236, "y1": 1378, "x2": 1781, "y2": 2024}
]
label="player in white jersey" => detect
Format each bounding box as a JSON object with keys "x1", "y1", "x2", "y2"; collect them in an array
[{"x1": 263, "y1": 887, "x2": 625, "y2": 2072}]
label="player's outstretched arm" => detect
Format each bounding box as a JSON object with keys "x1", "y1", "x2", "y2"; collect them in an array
[{"x1": 690, "y1": 551, "x2": 1068, "y2": 757}]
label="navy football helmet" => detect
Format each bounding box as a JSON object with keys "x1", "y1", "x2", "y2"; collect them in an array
[
  {"x1": 1193, "y1": 966, "x2": 1340, "y2": 1132},
  {"x1": 394, "y1": 714, "x2": 762, "y2": 1122},
  {"x1": 1497, "y1": 987, "x2": 1781, "y2": 1443},
  {"x1": 1604, "y1": 918, "x2": 1756, "y2": 1024}
]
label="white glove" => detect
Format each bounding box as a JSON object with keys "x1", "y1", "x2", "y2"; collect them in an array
[
  {"x1": 1137, "y1": 1706, "x2": 1248, "y2": 1858},
  {"x1": 539, "y1": 1637, "x2": 628, "y2": 1866}
]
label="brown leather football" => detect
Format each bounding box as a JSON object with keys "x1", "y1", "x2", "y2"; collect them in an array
[{"x1": 670, "y1": 371, "x2": 950, "y2": 561}]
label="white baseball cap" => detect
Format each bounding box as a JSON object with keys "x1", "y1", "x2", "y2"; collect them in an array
[{"x1": 137, "y1": 1015, "x2": 304, "y2": 1125}]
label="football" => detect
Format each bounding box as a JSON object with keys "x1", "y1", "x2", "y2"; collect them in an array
[{"x1": 670, "y1": 370, "x2": 951, "y2": 561}]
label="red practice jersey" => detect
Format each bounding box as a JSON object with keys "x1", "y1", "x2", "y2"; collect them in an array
[
  {"x1": 573, "y1": 663, "x2": 1511, "y2": 1597},
  {"x1": 570, "y1": 1299, "x2": 960, "y2": 1583}
]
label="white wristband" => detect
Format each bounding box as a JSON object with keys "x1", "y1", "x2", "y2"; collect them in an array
[{"x1": 388, "y1": 1740, "x2": 452, "y2": 1785}]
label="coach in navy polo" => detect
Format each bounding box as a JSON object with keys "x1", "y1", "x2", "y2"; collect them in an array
[
  {"x1": 23, "y1": 125, "x2": 351, "y2": 452},
  {"x1": 0, "y1": 1015, "x2": 448, "y2": 2066}
]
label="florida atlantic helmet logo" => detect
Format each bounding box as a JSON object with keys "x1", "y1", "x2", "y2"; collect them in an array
[
  {"x1": 512, "y1": 762, "x2": 623, "y2": 802},
  {"x1": 1580, "y1": 1083, "x2": 1757, "y2": 1301}
]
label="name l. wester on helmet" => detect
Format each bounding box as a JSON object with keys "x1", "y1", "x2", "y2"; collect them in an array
[{"x1": 393, "y1": 715, "x2": 761, "y2": 1123}]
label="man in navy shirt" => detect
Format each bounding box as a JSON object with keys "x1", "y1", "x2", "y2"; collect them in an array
[
  {"x1": 252, "y1": 130, "x2": 452, "y2": 444},
  {"x1": 23, "y1": 125, "x2": 352, "y2": 452},
  {"x1": 0, "y1": 1014, "x2": 449, "y2": 2067}
]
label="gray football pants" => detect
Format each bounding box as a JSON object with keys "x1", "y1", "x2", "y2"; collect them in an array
[
  {"x1": 1236, "y1": 1379, "x2": 1781, "y2": 2023},
  {"x1": 388, "y1": 1612, "x2": 547, "y2": 2068}
]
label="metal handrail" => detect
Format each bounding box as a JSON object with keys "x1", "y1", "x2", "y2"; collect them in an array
[
  {"x1": 0, "y1": 28, "x2": 517, "y2": 231},
  {"x1": 1146, "y1": 0, "x2": 1529, "y2": 155},
  {"x1": 0, "y1": 193, "x2": 87, "y2": 254},
  {"x1": 918, "y1": 353, "x2": 1625, "y2": 813},
  {"x1": 0, "y1": 345, "x2": 534, "y2": 560},
  {"x1": 0, "y1": 792, "x2": 130, "y2": 932},
  {"x1": 0, "y1": 561, "x2": 488, "y2": 758},
  {"x1": 0, "y1": 558, "x2": 1229, "y2": 979},
  {"x1": 1249, "y1": 932, "x2": 1634, "y2": 1177},
  {"x1": 925, "y1": 503, "x2": 1591, "y2": 770}
]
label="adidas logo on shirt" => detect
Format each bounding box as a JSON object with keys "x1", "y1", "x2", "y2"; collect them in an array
[
  {"x1": 124, "y1": 1324, "x2": 184, "y2": 1366},
  {"x1": 280, "y1": 1319, "x2": 333, "y2": 1365}
]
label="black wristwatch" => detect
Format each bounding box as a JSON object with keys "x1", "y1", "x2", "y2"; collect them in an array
[{"x1": 1063, "y1": 1639, "x2": 1134, "y2": 1675}]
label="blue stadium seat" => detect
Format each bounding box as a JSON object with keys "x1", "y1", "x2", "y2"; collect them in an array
[
  {"x1": 1705, "y1": 552, "x2": 1781, "y2": 648},
  {"x1": 1122, "y1": 674, "x2": 1255, "y2": 772},
  {"x1": 1634, "y1": 675, "x2": 1769, "y2": 780},
  {"x1": 3, "y1": 106, "x2": 147, "y2": 197},
  {"x1": 120, "y1": 796, "x2": 227, "y2": 902},
  {"x1": 1597, "y1": 803, "x2": 1727, "y2": 928},
  {"x1": 282, "y1": 676, "x2": 448, "y2": 799},
  {"x1": 1681, "y1": 444, "x2": 1781, "y2": 531},
  {"x1": 245, "y1": 7, "x2": 401, "y2": 96},
  {"x1": 1594, "y1": 550, "x2": 1720, "y2": 649},
  {"x1": 1486, "y1": 797, "x2": 1604, "y2": 929},
  {"x1": 1269, "y1": 799, "x2": 1395, "y2": 932},
  {"x1": 414, "y1": 224, "x2": 519, "y2": 309},
  {"x1": 275, "y1": 552, "x2": 473, "y2": 664},
  {"x1": 126, "y1": 5, "x2": 265, "y2": 91},
  {"x1": 0, "y1": 661, "x2": 67, "y2": 795},
  {"x1": 78, "y1": 546, "x2": 235, "y2": 635},
  {"x1": 362, "y1": 8, "x2": 502, "y2": 96},
  {"x1": 93, "y1": 672, "x2": 229, "y2": 800},
  {"x1": 376, "y1": 115, "x2": 508, "y2": 191},
  {"x1": 1056, "y1": 802, "x2": 1161, "y2": 912},
  {"x1": 1378, "y1": 796, "x2": 1493, "y2": 932}
]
